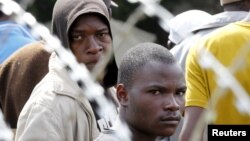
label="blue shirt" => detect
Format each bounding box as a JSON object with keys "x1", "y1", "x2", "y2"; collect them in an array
[{"x1": 0, "y1": 21, "x2": 36, "y2": 63}]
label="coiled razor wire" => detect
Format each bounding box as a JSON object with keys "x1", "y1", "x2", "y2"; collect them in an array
[
  {"x1": 0, "y1": 0, "x2": 131, "y2": 141},
  {"x1": 190, "y1": 41, "x2": 250, "y2": 141},
  {"x1": 114, "y1": 0, "x2": 174, "y2": 49},
  {"x1": 125, "y1": 0, "x2": 250, "y2": 139},
  {"x1": 126, "y1": 1, "x2": 250, "y2": 141}
]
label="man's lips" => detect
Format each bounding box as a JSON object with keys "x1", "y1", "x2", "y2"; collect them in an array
[{"x1": 160, "y1": 116, "x2": 181, "y2": 125}]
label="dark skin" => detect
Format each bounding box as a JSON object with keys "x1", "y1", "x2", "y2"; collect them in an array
[
  {"x1": 179, "y1": 107, "x2": 205, "y2": 141},
  {"x1": 69, "y1": 14, "x2": 112, "y2": 71},
  {"x1": 117, "y1": 61, "x2": 186, "y2": 141}
]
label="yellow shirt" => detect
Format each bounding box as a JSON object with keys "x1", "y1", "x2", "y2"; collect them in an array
[{"x1": 185, "y1": 22, "x2": 250, "y2": 124}]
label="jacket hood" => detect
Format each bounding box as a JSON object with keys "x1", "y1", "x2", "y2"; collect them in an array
[
  {"x1": 51, "y1": 0, "x2": 117, "y2": 88},
  {"x1": 51, "y1": 0, "x2": 111, "y2": 49}
]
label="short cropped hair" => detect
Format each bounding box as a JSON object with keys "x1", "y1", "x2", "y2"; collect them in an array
[{"x1": 118, "y1": 42, "x2": 176, "y2": 88}]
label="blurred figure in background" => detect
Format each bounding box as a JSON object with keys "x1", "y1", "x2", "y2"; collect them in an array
[
  {"x1": 168, "y1": 10, "x2": 211, "y2": 49},
  {"x1": 0, "y1": 41, "x2": 50, "y2": 130},
  {"x1": 169, "y1": 0, "x2": 250, "y2": 72},
  {"x1": 168, "y1": 10, "x2": 212, "y2": 71},
  {"x1": 0, "y1": 10, "x2": 36, "y2": 64},
  {"x1": 179, "y1": 0, "x2": 250, "y2": 141}
]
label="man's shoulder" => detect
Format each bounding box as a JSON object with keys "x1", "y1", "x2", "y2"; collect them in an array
[
  {"x1": 31, "y1": 74, "x2": 79, "y2": 106},
  {"x1": 201, "y1": 22, "x2": 246, "y2": 45}
]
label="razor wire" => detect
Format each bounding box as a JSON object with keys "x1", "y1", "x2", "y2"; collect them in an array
[
  {"x1": 127, "y1": 0, "x2": 174, "y2": 31},
  {"x1": 125, "y1": 1, "x2": 250, "y2": 111},
  {"x1": 189, "y1": 41, "x2": 250, "y2": 141},
  {"x1": 114, "y1": 0, "x2": 174, "y2": 48},
  {"x1": 0, "y1": 0, "x2": 131, "y2": 141},
  {"x1": 125, "y1": 0, "x2": 250, "y2": 141}
]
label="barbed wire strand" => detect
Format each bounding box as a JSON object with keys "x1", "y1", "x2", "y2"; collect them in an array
[
  {"x1": 189, "y1": 41, "x2": 250, "y2": 141},
  {"x1": 127, "y1": 1, "x2": 250, "y2": 141},
  {"x1": 127, "y1": 0, "x2": 174, "y2": 31},
  {"x1": 114, "y1": 0, "x2": 174, "y2": 51},
  {"x1": 114, "y1": 5, "x2": 146, "y2": 50},
  {"x1": 126, "y1": 1, "x2": 250, "y2": 141},
  {"x1": 0, "y1": 0, "x2": 131, "y2": 140}
]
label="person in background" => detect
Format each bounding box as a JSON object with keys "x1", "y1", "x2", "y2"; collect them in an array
[
  {"x1": 168, "y1": 10, "x2": 212, "y2": 71},
  {"x1": 99, "y1": 42, "x2": 186, "y2": 141},
  {"x1": 0, "y1": 42, "x2": 50, "y2": 131},
  {"x1": 179, "y1": 1, "x2": 250, "y2": 141},
  {"x1": 170, "y1": 0, "x2": 250, "y2": 72},
  {"x1": 15, "y1": 0, "x2": 118, "y2": 140},
  {"x1": 168, "y1": 10, "x2": 211, "y2": 49},
  {"x1": 0, "y1": 10, "x2": 36, "y2": 64}
]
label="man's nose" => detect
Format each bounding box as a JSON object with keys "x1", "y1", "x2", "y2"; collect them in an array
[
  {"x1": 86, "y1": 36, "x2": 103, "y2": 54},
  {"x1": 163, "y1": 95, "x2": 180, "y2": 111}
]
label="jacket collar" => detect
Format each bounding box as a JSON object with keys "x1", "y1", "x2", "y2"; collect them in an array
[{"x1": 48, "y1": 52, "x2": 87, "y2": 100}]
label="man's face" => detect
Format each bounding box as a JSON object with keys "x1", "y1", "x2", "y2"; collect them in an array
[
  {"x1": 126, "y1": 61, "x2": 185, "y2": 137},
  {"x1": 69, "y1": 14, "x2": 112, "y2": 71}
]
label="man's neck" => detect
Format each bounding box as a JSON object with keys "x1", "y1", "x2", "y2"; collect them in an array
[{"x1": 129, "y1": 127, "x2": 156, "y2": 141}]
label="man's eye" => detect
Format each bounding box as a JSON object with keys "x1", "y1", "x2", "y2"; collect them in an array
[
  {"x1": 71, "y1": 35, "x2": 83, "y2": 41},
  {"x1": 96, "y1": 32, "x2": 109, "y2": 38},
  {"x1": 150, "y1": 90, "x2": 161, "y2": 95},
  {"x1": 96, "y1": 33, "x2": 105, "y2": 37},
  {"x1": 175, "y1": 91, "x2": 185, "y2": 96}
]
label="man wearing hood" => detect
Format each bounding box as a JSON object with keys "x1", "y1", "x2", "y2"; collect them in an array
[{"x1": 15, "y1": 0, "x2": 118, "y2": 140}]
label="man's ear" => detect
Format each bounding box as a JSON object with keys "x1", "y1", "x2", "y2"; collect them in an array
[{"x1": 116, "y1": 84, "x2": 128, "y2": 107}]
